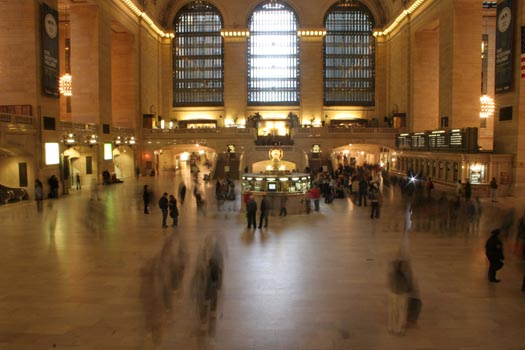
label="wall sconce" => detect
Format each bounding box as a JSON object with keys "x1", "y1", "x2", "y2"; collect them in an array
[
  {"x1": 114, "y1": 136, "x2": 123, "y2": 146},
  {"x1": 480, "y1": 95, "x2": 495, "y2": 118},
  {"x1": 86, "y1": 134, "x2": 98, "y2": 147},
  {"x1": 127, "y1": 136, "x2": 136, "y2": 145},
  {"x1": 62, "y1": 133, "x2": 76, "y2": 148}
]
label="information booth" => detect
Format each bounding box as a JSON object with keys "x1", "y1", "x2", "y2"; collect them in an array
[
  {"x1": 241, "y1": 172, "x2": 311, "y2": 215},
  {"x1": 241, "y1": 147, "x2": 311, "y2": 214}
]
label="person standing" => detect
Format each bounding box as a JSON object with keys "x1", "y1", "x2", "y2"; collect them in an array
[
  {"x1": 76, "y1": 173, "x2": 81, "y2": 190},
  {"x1": 369, "y1": 185, "x2": 383, "y2": 219},
  {"x1": 258, "y1": 194, "x2": 269, "y2": 228},
  {"x1": 246, "y1": 195, "x2": 257, "y2": 229},
  {"x1": 34, "y1": 179, "x2": 44, "y2": 212},
  {"x1": 310, "y1": 186, "x2": 321, "y2": 211},
  {"x1": 464, "y1": 180, "x2": 472, "y2": 201},
  {"x1": 485, "y1": 229, "x2": 504, "y2": 283},
  {"x1": 169, "y1": 194, "x2": 179, "y2": 227},
  {"x1": 490, "y1": 177, "x2": 498, "y2": 202},
  {"x1": 358, "y1": 177, "x2": 368, "y2": 207},
  {"x1": 159, "y1": 193, "x2": 169, "y2": 228},
  {"x1": 143, "y1": 185, "x2": 151, "y2": 214}
]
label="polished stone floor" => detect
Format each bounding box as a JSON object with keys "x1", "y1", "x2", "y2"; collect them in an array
[{"x1": 1, "y1": 173, "x2": 525, "y2": 350}]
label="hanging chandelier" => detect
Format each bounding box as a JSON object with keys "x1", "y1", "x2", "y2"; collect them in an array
[{"x1": 479, "y1": 95, "x2": 494, "y2": 118}]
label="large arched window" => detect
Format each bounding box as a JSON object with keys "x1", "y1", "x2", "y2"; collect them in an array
[
  {"x1": 173, "y1": 1, "x2": 223, "y2": 106},
  {"x1": 248, "y1": 1, "x2": 299, "y2": 105},
  {"x1": 324, "y1": 1, "x2": 375, "y2": 106}
]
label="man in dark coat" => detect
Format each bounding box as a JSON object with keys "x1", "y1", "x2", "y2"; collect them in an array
[
  {"x1": 246, "y1": 195, "x2": 257, "y2": 229},
  {"x1": 258, "y1": 194, "x2": 270, "y2": 228},
  {"x1": 485, "y1": 229, "x2": 504, "y2": 283},
  {"x1": 159, "y1": 192, "x2": 169, "y2": 228}
]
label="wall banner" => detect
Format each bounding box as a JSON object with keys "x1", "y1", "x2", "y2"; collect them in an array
[
  {"x1": 41, "y1": 3, "x2": 59, "y2": 97},
  {"x1": 495, "y1": 0, "x2": 514, "y2": 93}
]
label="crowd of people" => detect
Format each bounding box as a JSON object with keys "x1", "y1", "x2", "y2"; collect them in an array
[{"x1": 29, "y1": 159, "x2": 525, "y2": 343}]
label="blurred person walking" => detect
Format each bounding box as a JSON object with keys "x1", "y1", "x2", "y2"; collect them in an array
[
  {"x1": 490, "y1": 177, "x2": 498, "y2": 202},
  {"x1": 179, "y1": 182, "x2": 187, "y2": 204},
  {"x1": 34, "y1": 179, "x2": 44, "y2": 212},
  {"x1": 426, "y1": 177, "x2": 434, "y2": 200},
  {"x1": 143, "y1": 185, "x2": 150, "y2": 214},
  {"x1": 464, "y1": 180, "x2": 472, "y2": 201},
  {"x1": 279, "y1": 195, "x2": 288, "y2": 216},
  {"x1": 485, "y1": 229, "x2": 504, "y2": 283}
]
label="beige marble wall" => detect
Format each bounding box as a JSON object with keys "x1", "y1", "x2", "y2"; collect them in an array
[
  {"x1": 387, "y1": 29, "x2": 410, "y2": 122},
  {"x1": 111, "y1": 31, "x2": 137, "y2": 128},
  {"x1": 439, "y1": 0, "x2": 482, "y2": 129},
  {"x1": 412, "y1": 29, "x2": 439, "y2": 131},
  {"x1": 70, "y1": 5, "x2": 100, "y2": 124},
  {"x1": 140, "y1": 28, "x2": 161, "y2": 119}
]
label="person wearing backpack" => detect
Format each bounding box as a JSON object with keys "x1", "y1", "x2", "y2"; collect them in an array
[{"x1": 159, "y1": 192, "x2": 169, "y2": 228}]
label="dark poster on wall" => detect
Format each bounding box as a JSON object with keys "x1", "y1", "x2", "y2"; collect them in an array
[
  {"x1": 41, "y1": 3, "x2": 59, "y2": 97},
  {"x1": 495, "y1": 0, "x2": 514, "y2": 93}
]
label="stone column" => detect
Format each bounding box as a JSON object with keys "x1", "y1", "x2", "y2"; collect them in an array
[
  {"x1": 223, "y1": 31, "x2": 248, "y2": 123},
  {"x1": 299, "y1": 32, "x2": 324, "y2": 124},
  {"x1": 439, "y1": 0, "x2": 482, "y2": 128}
]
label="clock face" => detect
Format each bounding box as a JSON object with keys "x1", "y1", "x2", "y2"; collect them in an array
[
  {"x1": 497, "y1": 7, "x2": 511, "y2": 33},
  {"x1": 269, "y1": 148, "x2": 282, "y2": 160},
  {"x1": 44, "y1": 13, "x2": 57, "y2": 39}
]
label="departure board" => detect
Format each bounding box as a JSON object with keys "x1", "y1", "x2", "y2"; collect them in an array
[
  {"x1": 449, "y1": 129, "x2": 463, "y2": 147},
  {"x1": 411, "y1": 134, "x2": 426, "y2": 148},
  {"x1": 396, "y1": 128, "x2": 478, "y2": 153}
]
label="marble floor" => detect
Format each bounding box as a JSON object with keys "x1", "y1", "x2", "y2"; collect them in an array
[{"x1": 1, "y1": 173, "x2": 525, "y2": 350}]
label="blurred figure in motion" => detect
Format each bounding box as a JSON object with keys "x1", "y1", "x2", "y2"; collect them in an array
[
  {"x1": 490, "y1": 177, "x2": 498, "y2": 202},
  {"x1": 500, "y1": 208, "x2": 515, "y2": 239},
  {"x1": 425, "y1": 177, "x2": 434, "y2": 200},
  {"x1": 140, "y1": 234, "x2": 187, "y2": 349},
  {"x1": 387, "y1": 259, "x2": 409, "y2": 335},
  {"x1": 34, "y1": 179, "x2": 44, "y2": 212},
  {"x1": 387, "y1": 257, "x2": 420, "y2": 335},
  {"x1": 179, "y1": 182, "x2": 186, "y2": 204},
  {"x1": 91, "y1": 178, "x2": 101, "y2": 201},
  {"x1": 485, "y1": 228, "x2": 504, "y2": 283},
  {"x1": 516, "y1": 213, "x2": 525, "y2": 260},
  {"x1": 143, "y1": 185, "x2": 151, "y2": 214},
  {"x1": 194, "y1": 189, "x2": 206, "y2": 216},
  {"x1": 279, "y1": 195, "x2": 288, "y2": 217},
  {"x1": 191, "y1": 235, "x2": 225, "y2": 323}
]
